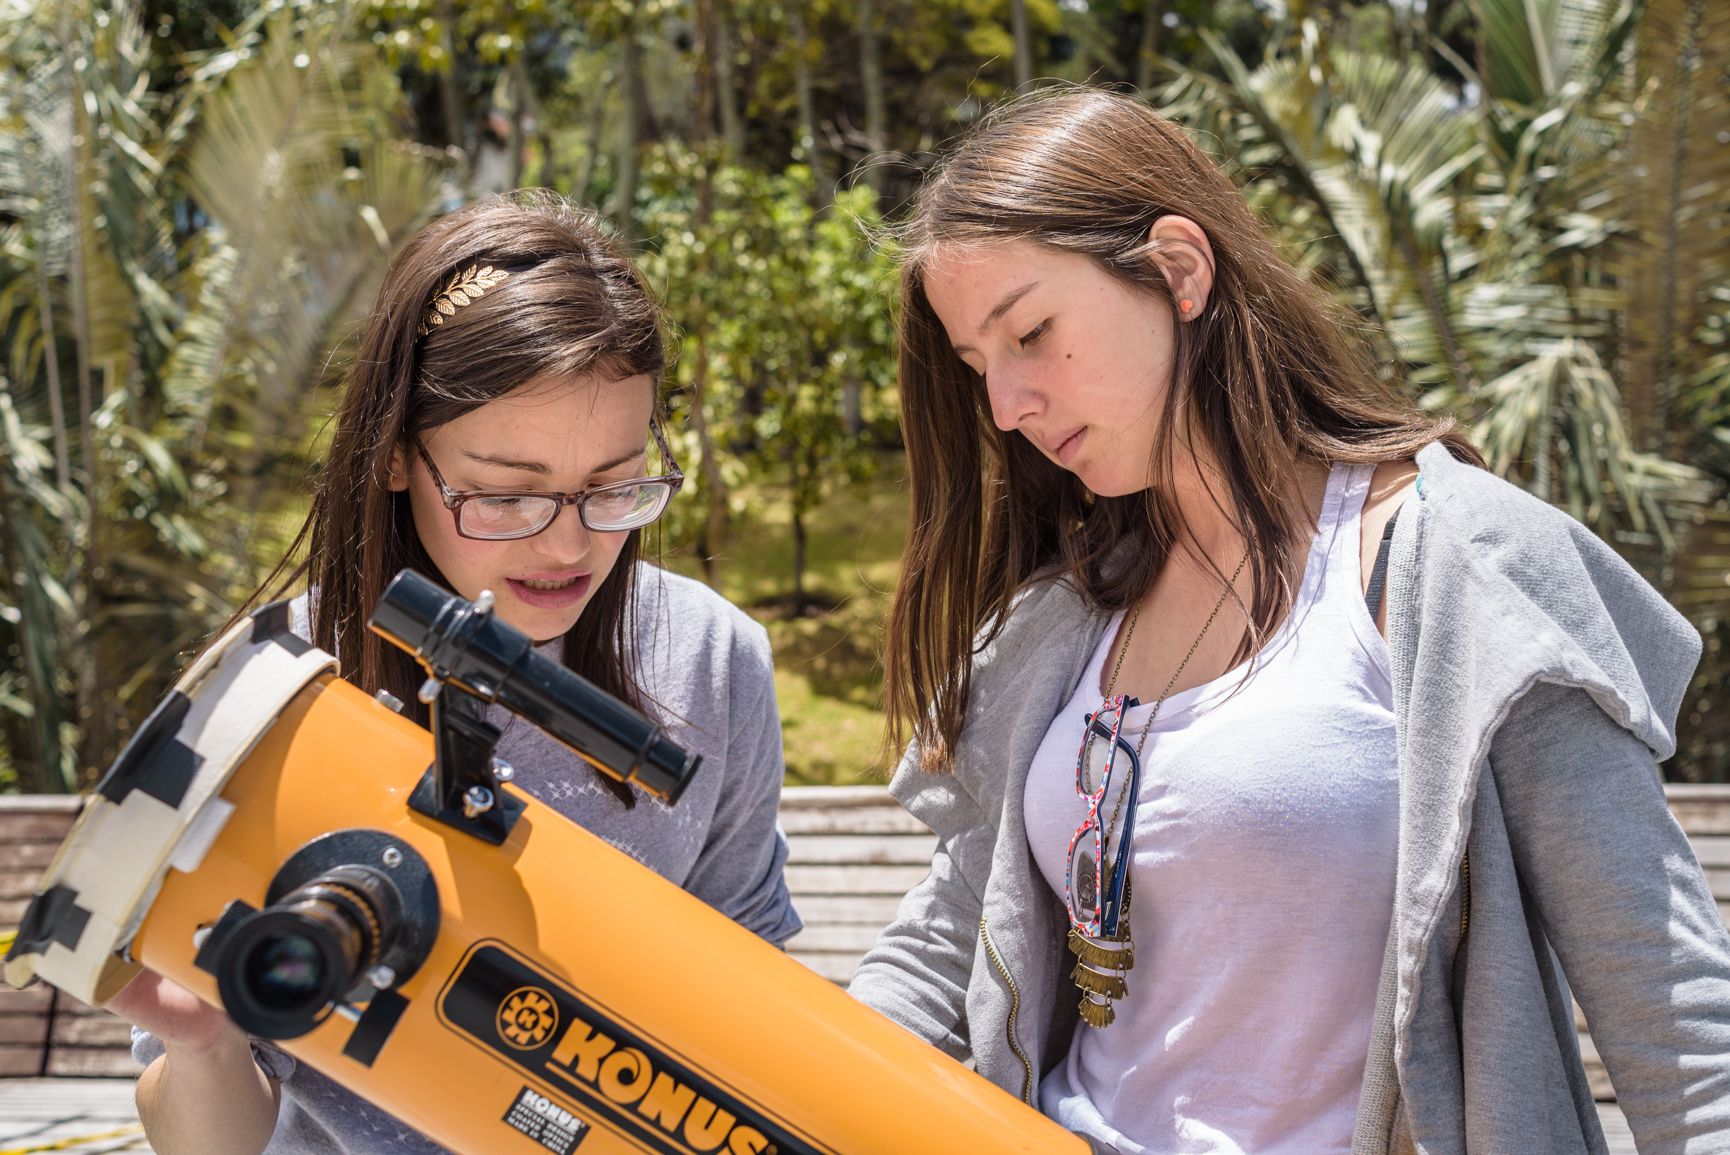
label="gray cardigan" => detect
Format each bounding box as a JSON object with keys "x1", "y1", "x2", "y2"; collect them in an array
[{"x1": 849, "y1": 444, "x2": 1730, "y2": 1154}]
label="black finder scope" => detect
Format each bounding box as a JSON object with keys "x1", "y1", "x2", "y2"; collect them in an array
[{"x1": 368, "y1": 569, "x2": 702, "y2": 806}]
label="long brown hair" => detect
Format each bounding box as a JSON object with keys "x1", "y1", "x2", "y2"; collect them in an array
[
  {"x1": 248, "y1": 191, "x2": 666, "y2": 805},
  {"x1": 884, "y1": 89, "x2": 1480, "y2": 770}
]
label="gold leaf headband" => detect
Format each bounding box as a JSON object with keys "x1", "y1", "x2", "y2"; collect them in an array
[{"x1": 418, "y1": 264, "x2": 510, "y2": 337}]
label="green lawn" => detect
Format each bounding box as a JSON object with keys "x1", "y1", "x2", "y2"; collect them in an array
[{"x1": 661, "y1": 455, "x2": 909, "y2": 786}]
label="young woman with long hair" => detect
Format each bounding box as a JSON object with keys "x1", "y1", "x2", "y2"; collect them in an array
[
  {"x1": 847, "y1": 90, "x2": 1730, "y2": 1153},
  {"x1": 109, "y1": 191, "x2": 801, "y2": 1155}
]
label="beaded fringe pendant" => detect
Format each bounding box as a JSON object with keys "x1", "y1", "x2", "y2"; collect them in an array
[{"x1": 1069, "y1": 926, "x2": 1134, "y2": 1029}]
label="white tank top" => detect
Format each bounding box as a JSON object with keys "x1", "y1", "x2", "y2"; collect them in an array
[{"x1": 1024, "y1": 462, "x2": 1399, "y2": 1155}]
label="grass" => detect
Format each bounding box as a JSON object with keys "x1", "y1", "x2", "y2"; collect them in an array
[{"x1": 660, "y1": 454, "x2": 909, "y2": 786}]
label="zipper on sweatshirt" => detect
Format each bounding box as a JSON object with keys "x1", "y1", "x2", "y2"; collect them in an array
[
  {"x1": 979, "y1": 915, "x2": 1035, "y2": 1105},
  {"x1": 1460, "y1": 851, "x2": 1471, "y2": 938}
]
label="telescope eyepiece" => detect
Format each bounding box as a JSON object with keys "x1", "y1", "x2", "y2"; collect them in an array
[{"x1": 216, "y1": 866, "x2": 404, "y2": 1039}]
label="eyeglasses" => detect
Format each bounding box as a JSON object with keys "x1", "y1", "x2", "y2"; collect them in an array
[
  {"x1": 1065, "y1": 695, "x2": 1143, "y2": 939},
  {"x1": 412, "y1": 422, "x2": 685, "y2": 540}
]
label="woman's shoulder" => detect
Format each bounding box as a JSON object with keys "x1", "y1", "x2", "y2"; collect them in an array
[
  {"x1": 630, "y1": 563, "x2": 774, "y2": 687},
  {"x1": 1409, "y1": 442, "x2": 1699, "y2": 756},
  {"x1": 1412, "y1": 443, "x2": 1679, "y2": 605},
  {"x1": 1413, "y1": 443, "x2": 1596, "y2": 547},
  {"x1": 976, "y1": 566, "x2": 1106, "y2": 674}
]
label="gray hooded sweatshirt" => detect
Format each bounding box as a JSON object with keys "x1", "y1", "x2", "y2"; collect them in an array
[{"x1": 849, "y1": 444, "x2": 1730, "y2": 1154}]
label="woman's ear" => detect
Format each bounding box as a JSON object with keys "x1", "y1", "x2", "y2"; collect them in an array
[
  {"x1": 386, "y1": 442, "x2": 411, "y2": 492},
  {"x1": 1146, "y1": 216, "x2": 1217, "y2": 321}
]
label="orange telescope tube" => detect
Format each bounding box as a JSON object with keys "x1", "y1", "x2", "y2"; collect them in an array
[{"x1": 4, "y1": 592, "x2": 1084, "y2": 1155}]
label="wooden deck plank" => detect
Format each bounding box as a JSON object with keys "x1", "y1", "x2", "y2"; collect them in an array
[
  {"x1": 784, "y1": 925, "x2": 883, "y2": 953},
  {"x1": 43, "y1": 1049, "x2": 141, "y2": 1077},
  {"x1": 783, "y1": 864, "x2": 929, "y2": 896},
  {"x1": 1700, "y1": 868, "x2": 1730, "y2": 901},
  {"x1": 779, "y1": 808, "x2": 932, "y2": 835},
  {"x1": 778, "y1": 786, "x2": 898, "y2": 809},
  {"x1": 1669, "y1": 803, "x2": 1730, "y2": 836},
  {"x1": 1, "y1": 868, "x2": 46, "y2": 900},
  {"x1": 0, "y1": 987, "x2": 54, "y2": 1014},
  {"x1": 0, "y1": 1016, "x2": 51, "y2": 1046},
  {"x1": 51, "y1": 1017, "x2": 134, "y2": 1049},
  {"x1": 0, "y1": 1046, "x2": 44, "y2": 1077},
  {"x1": 1689, "y1": 836, "x2": 1730, "y2": 867},
  {"x1": 786, "y1": 895, "x2": 905, "y2": 925},
  {"x1": 787, "y1": 952, "x2": 865, "y2": 985},
  {"x1": 786, "y1": 834, "x2": 937, "y2": 866},
  {"x1": 0, "y1": 843, "x2": 62, "y2": 870}
]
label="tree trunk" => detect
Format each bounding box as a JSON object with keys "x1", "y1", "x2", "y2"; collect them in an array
[
  {"x1": 437, "y1": 0, "x2": 466, "y2": 151},
  {"x1": 574, "y1": 69, "x2": 609, "y2": 204},
  {"x1": 685, "y1": 39, "x2": 730, "y2": 592},
  {"x1": 1422, "y1": 0, "x2": 1449, "y2": 75},
  {"x1": 32, "y1": 262, "x2": 74, "y2": 537},
  {"x1": 21, "y1": 99, "x2": 71, "y2": 533},
  {"x1": 612, "y1": 3, "x2": 642, "y2": 239},
  {"x1": 843, "y1": 378, "x2": 862, "y2": 436},
  {"x1": 61, "y1": 4, "x2": 104, "y2": 786},
  {"x1": 715, "y1": 4, "x2": 746, "y2": 164},
  {"x1": 791, "y1": 502, "x2": 807, "y2": 618},
  {"x1": 1649, "y1": 0, "x2": 1706, "y2": 452},
  {"x1": 509, "y1": 58, "x2": 543, "y2": 189},
  {"x1": 1010, "y1": 0, "x2": 1033, "y2": 93},
  {"x1": 689, "y1": 336, "x2": 729, "y2": 590},
  {"x1": 505, "y1": 93, "x2": 526, "y2": 190},
  {"x1": 1137, "y1": 0, "x2": 1162, "y2": 93},
  {"x1": 538, "y1": 127, "x2": 559, "y2": 191},
  {"x1": 857, "y1": 0, "x2": 887, "y2": 197},
  {"x1": 790, "y1": 4, "x2": 830, "y2": 200}
]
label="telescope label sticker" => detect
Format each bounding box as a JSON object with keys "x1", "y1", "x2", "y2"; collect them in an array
[
  {"x1": 505, "y1": 1086, "x2": 590, "y2": 1154},
  {"x1": 440, "y1": 942, "x2": 829, "y2": 1155}
]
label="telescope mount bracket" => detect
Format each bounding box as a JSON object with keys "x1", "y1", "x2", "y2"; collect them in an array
[{"x1": 407, "y1": 682, "x2": 525, "y2": 846}]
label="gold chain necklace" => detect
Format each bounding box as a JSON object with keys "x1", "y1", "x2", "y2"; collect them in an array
[{"x1": 1070, "y1": 549, "x2": 1250, "y2": 1029}]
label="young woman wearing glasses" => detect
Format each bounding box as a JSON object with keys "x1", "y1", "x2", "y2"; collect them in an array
[
  {"x1": 848, "y1": 91, "x2": 1730, "y2": 1153},
  {"x1": 110, "y1": 192, "x2": 801, "y2": 1155}
]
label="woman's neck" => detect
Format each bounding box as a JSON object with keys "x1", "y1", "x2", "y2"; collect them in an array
[{"x1": 1160, "y1": 439, "x2": 1324, "y2": 574}]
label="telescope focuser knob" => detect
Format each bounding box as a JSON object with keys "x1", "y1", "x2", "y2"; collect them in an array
[
  {"x1": 416, "y1": 678, "x2": 441, "y2": 705},
  {"x1": 490, "y1": 758, "x2": 514, "y2": 782}
]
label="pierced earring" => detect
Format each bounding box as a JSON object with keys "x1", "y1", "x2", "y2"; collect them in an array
[{"x1": 1180, "y1": 300, "x2": 1194, "y2": 313}]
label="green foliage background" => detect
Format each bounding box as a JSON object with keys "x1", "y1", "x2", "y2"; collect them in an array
[{"x1": 0, "y1": 0, "x2": 1727, "y2": 789}]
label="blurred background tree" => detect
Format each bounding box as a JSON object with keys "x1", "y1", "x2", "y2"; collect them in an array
[{"x1": 0, "y1": 0, "x2": 1725, "y2": 789}]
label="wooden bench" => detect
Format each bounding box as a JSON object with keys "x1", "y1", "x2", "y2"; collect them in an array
[
  {"x1": 6, "y1": 784, "x2": 1730, "y2": 1099},
  {"x1": 0, "y1": 796, "x2": 137, "y2": 1077},
  {"x1": 779, "y1": 786, "x2": 936, "y2": 983}
]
